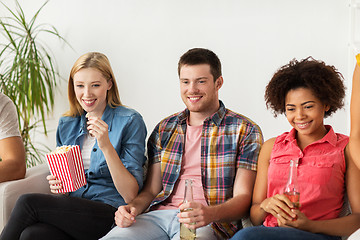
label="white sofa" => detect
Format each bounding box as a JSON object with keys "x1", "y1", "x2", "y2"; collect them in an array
[
  {"x1": 349, "y1": 228, "x2": 360, "y2": 240},
  {"x1": 0, "y1": 163, "x2": 51, "y2": 231}
]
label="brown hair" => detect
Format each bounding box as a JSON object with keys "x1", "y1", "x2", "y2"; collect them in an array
[
  {"x1": 178, "y1": 48, "x2": 222, "y2": 81},
  {"x1": 265, "y1": 57, "x2": 345, "y2": 118}
]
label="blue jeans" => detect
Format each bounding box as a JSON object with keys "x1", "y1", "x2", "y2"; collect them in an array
[
  {"x1": 101, "y1": 209, "x2": 219, "y2": 240},
  {"x1": 230, "y1": 225, "x2": 341, "y2": 240}
]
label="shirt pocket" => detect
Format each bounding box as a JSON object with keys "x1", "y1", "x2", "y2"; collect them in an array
[
  {"x1": 268, "y1": 157, "x2": 291, "y2": 184},
  {"x1": 299, "y1": 159, "x2": 334, "y2": 185},
  {"x1": 99, "y1": 163, "x2": 113, "y2": 183}
]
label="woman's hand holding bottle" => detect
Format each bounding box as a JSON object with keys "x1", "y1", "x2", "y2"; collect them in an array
[{"x1": 260, "y1": 194, "x2": 297, "y2": 222}]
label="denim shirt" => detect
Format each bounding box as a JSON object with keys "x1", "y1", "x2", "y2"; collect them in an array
[{"x1": 56, "y1": 105, "x2": 147, "y2": 208}]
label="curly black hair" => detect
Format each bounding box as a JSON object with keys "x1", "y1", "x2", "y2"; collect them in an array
[{"x1": 265, "y1": 57, "x2": 345, "y2": 118}]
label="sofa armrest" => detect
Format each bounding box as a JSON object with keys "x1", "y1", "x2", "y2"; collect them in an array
[
  {"x1": 349, "y1": 228, "x2": 360, "y2": 240},
  {"x1": 0, "y1": 163, "x2": 51, "y2": 230}
]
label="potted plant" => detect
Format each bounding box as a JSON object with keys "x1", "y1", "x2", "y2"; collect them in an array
[{"x1": 0, "y1": 0, "x2": 69, "y2": 167}]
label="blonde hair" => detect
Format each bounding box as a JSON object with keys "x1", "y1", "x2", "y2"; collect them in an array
[{"x1": 64, "y1": 52, "x2": 122, "y2": 117}]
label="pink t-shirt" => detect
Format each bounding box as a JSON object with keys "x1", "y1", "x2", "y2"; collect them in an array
[
  {"x1": 264, "y1": 126, "x2": 348, "y2": 227},
  {"x1": 152, "y1": 123, "x2": 208, "y2": 210}
]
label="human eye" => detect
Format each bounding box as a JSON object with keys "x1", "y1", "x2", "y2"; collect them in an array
[
  {"x1": 92, "y1": 84, "x2": 100, "y2": 87},
  {"x1": 304, "y1": 105, "x2": 313, "y2": 109},
  {"x1": 198, "y1": 78, "x2": 207, "y2": 84},
  {"x1": 181, "y1": 80, "x2": 189, "y2": 84},
  {"x1": 286, "y1": 107, "x2": 295, "y2": 112},
  {"x1": 75, "y1": 84, "x2": 84, "y2": 88}
]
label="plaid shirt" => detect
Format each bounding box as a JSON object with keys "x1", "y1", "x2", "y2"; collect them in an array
[{"x1": 147, "y1": 101, "x2": 263, "y2": 239}]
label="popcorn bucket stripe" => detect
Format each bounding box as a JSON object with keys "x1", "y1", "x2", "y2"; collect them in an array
[
  {"x1": 66, "y1": 151, "x2": 75, "y2": 190},
  {"x1": 73, "y1": 145, "x2": 85, "y2": 189},
  {"x1": 71, "y1": 147, "x2": 79, "y2": 189},
  {"x1": 51, "y1": 154, "x2": 62, "y2": 193},
  {"x1": 63, "y1": 152, "x2": 73, "y2": 192},
  {"x1": 51, "y1": 154, "x2": 61, "y2": 193},
  {"x1": 46, "y1": 154, "x2": 58, "y2": 193},
  {"x1": 72, "y1": 146, "x2": 84, "y2": 189},
  {"x1": 58, "y1": 153, "x2": 70, "y2": 193},
  {"x1": 47, "y1": 153, "x2": 66, "y2": 193}
]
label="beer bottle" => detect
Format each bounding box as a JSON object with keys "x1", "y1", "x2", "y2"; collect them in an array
[
  {"x1": 284, "y1": 159, "x2": 300, "y2": 211},
  {"x1": 180, "y1": 179, "x2": 196, "y2": 240}
]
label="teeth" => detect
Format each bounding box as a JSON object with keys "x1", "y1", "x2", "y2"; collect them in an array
[
  {"x1": 189, "y1": 97, "x2": 201, "y2": 100},
  {"x1": 297, "y1": 122, "x2": 309, "y2": 128},
  {"x1": 83, "y1": 100, "x2": 95, "y2": 104}
]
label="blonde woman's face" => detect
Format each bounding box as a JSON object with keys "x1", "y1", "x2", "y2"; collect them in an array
[{"x1": 73, "y1": 68, "x2": 112, "y2": 118}]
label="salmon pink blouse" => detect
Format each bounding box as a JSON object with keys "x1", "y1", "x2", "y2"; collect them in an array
[{"x1": 264, "y1": 126, "x2": 348, "y2": 227}]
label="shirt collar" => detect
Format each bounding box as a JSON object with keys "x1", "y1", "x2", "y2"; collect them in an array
[
  {"x1": 317, "y1": 125, "x2": 337, "y2": 146},
  {"x1": 178, "y1": 100, "x2": 226, "y2": 126},
  {"x1": 284, "y1": 125, "x2": 337, "y2": 147}
]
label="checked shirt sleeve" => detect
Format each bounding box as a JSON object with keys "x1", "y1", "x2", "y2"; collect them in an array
[
  {"x1": 147, "y1": 123, "x2": 162, "y2": 165},
  {"x1": 237, "y1": 123, "x2": 263, "y2": 171}
]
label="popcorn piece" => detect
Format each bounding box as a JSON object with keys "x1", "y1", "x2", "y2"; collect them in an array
[
  {"x1": 85, "y1": 112, "x2": 93, "y2": 119},
  {"x1": 51, "y1": 145, "x2": 74, "y2": 154}
]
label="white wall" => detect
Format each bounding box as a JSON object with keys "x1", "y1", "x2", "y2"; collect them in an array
[{"x1": 0, "y1": 0, "x2": 352, "y2": 150}]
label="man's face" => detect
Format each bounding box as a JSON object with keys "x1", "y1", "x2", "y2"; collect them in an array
[{"x1": 179, "y1": 64, "x2": 222, "y2": 116}]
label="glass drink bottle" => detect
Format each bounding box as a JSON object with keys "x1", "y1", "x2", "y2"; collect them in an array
[
  {"x1": 284, "y1": 160, "x2": 300, "y2": 211},
  {"x1": 180, "y1": 179, "x2": 196, "y2": 240}
]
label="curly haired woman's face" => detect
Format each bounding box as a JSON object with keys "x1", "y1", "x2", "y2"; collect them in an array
[{"x1": 285, "y1": 87, "x2": 330, "y2": 139}]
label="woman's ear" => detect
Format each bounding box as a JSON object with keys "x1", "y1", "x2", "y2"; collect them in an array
[
  {"x1": 325, "y1": 105, "x2": 330, "y2": 112},
  {"x1": 107, "y1": 79, "x2": 113, "y2": 90}
]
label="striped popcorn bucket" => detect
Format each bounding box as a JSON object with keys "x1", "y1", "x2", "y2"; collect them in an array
[{"x1": 46, "y1": 145, "x2": 87, "y2": 193}]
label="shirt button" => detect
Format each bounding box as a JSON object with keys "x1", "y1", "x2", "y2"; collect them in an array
[
  {"x1": 176, "y1": 168, "x2": 179, "y2": 173},
  {"x1": 93, "y1": 148, "x2": 97, "y2": 152}
]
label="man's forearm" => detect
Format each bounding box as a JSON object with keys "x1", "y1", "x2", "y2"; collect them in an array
[
  {"x1": 209, "y1": 194, "x2": 252, "y2": 223},
  {"x1": 130, "y1": 191, "x2": 158, "y2": 214}
]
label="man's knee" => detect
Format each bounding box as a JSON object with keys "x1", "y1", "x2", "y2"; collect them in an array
[{"x1": 100, "y1": 226, "x2": 132, "y2": 240}]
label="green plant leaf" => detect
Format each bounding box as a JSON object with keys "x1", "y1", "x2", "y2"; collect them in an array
[{"x1": 0, "y1": 0, "x2": 71, "y2": 167}]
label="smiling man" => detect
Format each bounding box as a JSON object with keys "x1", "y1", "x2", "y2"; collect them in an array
[{"x1": 101, "y1": 48, "x2": 263, "y2": 240}]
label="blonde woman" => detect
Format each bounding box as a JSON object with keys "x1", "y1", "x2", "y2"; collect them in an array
[{"x1": 0, "y1": 52, "x2": 147, "y2": 240}]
